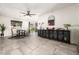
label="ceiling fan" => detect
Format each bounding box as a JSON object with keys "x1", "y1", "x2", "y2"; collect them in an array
[{"x1": 21, "y1": 11, "x2": 36, "y2": 17}]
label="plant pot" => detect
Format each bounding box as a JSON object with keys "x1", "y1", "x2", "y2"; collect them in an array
[{"x1": 1, "y1": 32, "x2": 4, "y2": 37}]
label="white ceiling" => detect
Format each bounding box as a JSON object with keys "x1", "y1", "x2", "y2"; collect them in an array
[{"x1": 0, "y1": 3, "x2": 76, "y2": 19}]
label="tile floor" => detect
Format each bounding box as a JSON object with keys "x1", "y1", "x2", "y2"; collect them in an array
[{"x1": 0, "y1": 32, "x2": 78, "y2": 55}]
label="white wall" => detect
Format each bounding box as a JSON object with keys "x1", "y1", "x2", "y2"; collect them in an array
[
  {"x1": 0, "y1": 14, "x2": 39, "y2": 37},
  {"x1": 0, "y1": 16, "x2": 29, "y2": 36},
  {"x1": 38, "y1": 4, "x2": 79, "y2": 45}
]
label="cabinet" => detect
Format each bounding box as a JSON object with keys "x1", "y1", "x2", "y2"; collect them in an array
[{"x1": 38, "y1": 30, "x2": 70, "y2": 44}]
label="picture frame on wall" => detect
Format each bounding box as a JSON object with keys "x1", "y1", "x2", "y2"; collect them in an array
[
  {"x1": 11, "y1": 20, "x2": 22, "y2": 27},
  {"x1": 48, "y1": 20, "x2": 54, "y2": 26},
  {"x1": 48, "y1": 15, "x2": 55, "y2": 26}
]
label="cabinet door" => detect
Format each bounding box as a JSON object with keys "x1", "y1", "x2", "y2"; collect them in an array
[
  {"x1": 53, "y1": 31, "x2": 58, "y2": 40},
  {"x1": 49, "y1": 30, "x2": 54, "y2": 39},
  {"x1": 46, "y1": 30, "x2": 49, "y2": 38},
  {"x1": 43, "y1": 30, "x2": 46, "y2": 37},
  {"x1": 58, "y1": 30, "x2": 64, "y2": 41},
  {"x1": 40, "y1": 30, "x2": 42, "y2": 36},
  {"x1": 64, "y1": 31, "x2": 70, "y2": 43}
]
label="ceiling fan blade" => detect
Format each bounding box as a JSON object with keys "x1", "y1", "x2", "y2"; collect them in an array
[
  {"x1": 24, "y1": 14, "x2": 27, "y2": 16},
  {"x1": 24, "y1": 14, "x2": 31, "y2": 17},
  {"x1": 30, "y1": 14, "x2": 36, "y2": 15},
  {"x1": 21, "y1": 12, "x2": 26, "y2": 14},
  {"x1": 29, "y1": 15, "x2": 32, "y2": 17}
]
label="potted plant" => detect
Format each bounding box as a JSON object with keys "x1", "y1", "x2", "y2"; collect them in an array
[
  {"x1": 64, "y1": 24, "x2": 71, "y2": 30},
  {"x1": 0, "y1": 24, "x2": 6, "y2": 37}
]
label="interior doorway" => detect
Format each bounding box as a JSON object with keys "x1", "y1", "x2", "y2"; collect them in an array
[{"x1": 29, "y1": 22, "x2": 38, "y2": 33}]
